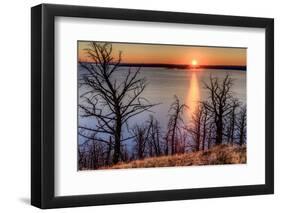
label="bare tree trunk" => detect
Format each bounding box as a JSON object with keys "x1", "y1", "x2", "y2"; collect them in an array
[
  {"x1": 132, "y1": 124, "x2": 148, "y2": 160},
  {"x1": 164, "y1": 136, "x2": 169, "y2": 155},
  {"x1": 201, "y1": 113, "x2": 208, "y2": 151},
  {"x1": 237, "y1": 106, "x2": 246, "y2": 146},
  {"x1": 239, "y1": 126, "x2": 245, "y2": 146},
  {"x1": 113, "y1": 114, "x2": 122, "y2": 164},
  {"x1": 105, "y1": 137, "x2": 112, "y2": 165},
  {"x1": 226, "y1": 100, "x2": 239, "y2": 144},
  {"x1": 170, "y1": 113, "x2": 178, "y2": 155},
  {"x1": 195, "y1": 118, "x2": 201, "y2": 151},
  {"x1": 216, "y1": 113, "x2": 223, "y2": 145},
  {"x1": 167, "y1": 96, "x2": 187, "y2": 155}
]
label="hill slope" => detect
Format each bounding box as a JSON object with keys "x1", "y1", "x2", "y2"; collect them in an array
[{"x1": 100, "y1": 144, "x2": 246, "y2": 170}]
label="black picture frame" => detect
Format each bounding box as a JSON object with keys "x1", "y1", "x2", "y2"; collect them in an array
[{"x1": 31, "y1": 3, "x2": 274, "y2": 209}]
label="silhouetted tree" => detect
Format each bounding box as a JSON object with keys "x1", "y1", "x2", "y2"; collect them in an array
[
  {"x1": 226, "y1": 99, "x2": 240, "y2": 144},
  {"x1": 121, "y1": 144, "x2": 129, "y2": 162},
  {"x1": 202, "y1": 75, "x2": 234, "y2": 145},
  {"x1": 78, "y1": 137, "x2": 107, "y2": 170},
  {"x1": 177, "y1": 130, "x2": 189, "y2": 153},
  {"x1": 79, "y1": 42, "x2": 157, "y2": 164},
  {"x1": 201, "y1": 106, "x2": 210, "y2": 151},
  {"x1": 78, "y1": 143, "x2": 87, "y2": 170},
  {"x1": 188, "y1": 105, "x2": 203, "y2": 151},
  {"x1": 88, "y1": 140, "x2": 106, "y2": 169},
  {"x1": 146, "y1": 115, "x2": 163, "y2": 157},
  {"x1": 105, "y1": 136, "x2": 113, "y2": 165},
  {"x1": 132, "y1": 124, "x2": 148, "y2": 159},
  {"x1": 166, "y1": 96, "x2": 188, "y2": 155},
  {"x1": 206, "y1": 122, "x2": 215, "y2": 149},
  {"x1": 236, "y1": 105, "x2": 247, "y2": 146},
  {"x1": 186, "y1": 104, "x2": 210, "y2": 151}
]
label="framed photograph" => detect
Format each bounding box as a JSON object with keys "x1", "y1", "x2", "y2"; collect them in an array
[{"x1": 31, "y1": 4, "x2": 274, "y2": 209}]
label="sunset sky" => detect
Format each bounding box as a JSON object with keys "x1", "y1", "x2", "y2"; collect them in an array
[{"x1": 78, "y1": 41, "x2": 246, "y2": 66}]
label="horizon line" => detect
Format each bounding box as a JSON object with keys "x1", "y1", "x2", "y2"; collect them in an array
[{"x1": 79, "y1": 62, "x2": 247, "y2": 70}]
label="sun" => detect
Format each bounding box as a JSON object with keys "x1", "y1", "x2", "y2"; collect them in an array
[{"x1": 191, "y1": 59, "x2": 198, "y2": 66}]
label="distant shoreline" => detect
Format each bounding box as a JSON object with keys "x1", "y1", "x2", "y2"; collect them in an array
[{"x1": 80, "y1": 62, "x2": 246, "y2": 71}]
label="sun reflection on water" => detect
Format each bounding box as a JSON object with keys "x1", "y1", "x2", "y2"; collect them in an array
[{"x1": 186, "y1": 70, "x2": 201, "y2": 118}]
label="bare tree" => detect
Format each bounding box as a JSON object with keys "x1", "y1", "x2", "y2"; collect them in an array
[
  {"x1": 206, "y1": 121, "x2": 215, "y2": 149},
  {"x1": 78, "y1": 137, "x2": 107, "y2": 170},
  {"x1": 87, "y1": 140, "x2": 106, "y2": 169},
  {"x1": 78, "y1": 143, "x2": 87, "y2": 170},
  {"x1": 121, "y1": 144, "x2": 129, "y2": 162},
  {"x1": 226, "y1": 99, "x2": 240, "y2": 144},
  {"x1": 236, "y1": 105, "x2": 247, "y2": 146},
  {"x1": 79, "y1": 42, "x2": 157, "y2": 164},
  {"x1": 132, "y1": 124, "x2": 148, "y2": 160},
  {"x1": 188, "y1": 105, "x2": 203, "y2": 151},
  {"x1": 146, "y1": 115, "x2": 163, "y2": 157},
  {"x1": 202, "y1": 75, "x2": 234, "y2": 145},
  {"x1": 166, "y1": 96, "x2": 188, "y2": 155},
  {"x1": 105, "y1": 136, "x2": 113, "y2": 165},
  {"x1": 185, "y1": 104, "x2": 210, "y2": 152},
  {"x1": 177, "y1": 130, "x2": 189, "y2": 153},
  {"x1": 201, "y1": 106, "x2": 210, "y2": 151}
]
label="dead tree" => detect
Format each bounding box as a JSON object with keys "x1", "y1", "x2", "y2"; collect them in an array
[
  {"x1": 188, "y1": 105, "x2": 203, "y2": 151},
  {"x1": 120, "y1": 144, "x2": 129, "y2": 162},
  {"x1": 105, "y1": 136, "x2": 113, "y2": 165},
  {"x1": 79, "y1": 42, "x2": 157, "y2": 164},
  {"x1": 202, "y1": 75, "x2": 234, "y2": 145},
  {"x1": 178, "y1": 130, "x2": 189, "y2": 153},
  {"x1": 166, "y1": 96, "x2": 188, "y2": 155},
  {"x1": 87, "y1": 140, "x2": 106, "y2": 169},
  {"x1": 236, "y1": 105, "x2": 247, "y2": 146},
  {"x1": 185, "y1": 104, "x2": 210, "y2": 152},
  {"x1": 78, "y1": 139, "x2": 105, "y2": 170},
  {"x1": 146, "y1": 115, "x2": 163, "y2": 157},
  {"x1": 201, "y1": 106, "x2": 210, "y2": 151},
  {"x1": 206, "y1": 122, "x2": 215, "y2": 149},
  {"x1": 132, "y1": 124, "x2": 148, "y2": 159},
  {"x1": 78, "y1": 143, "x2": 87, "y2": 170},
  {"x1": 226, "y1": 99, "x2": 240, "y2": 144}
]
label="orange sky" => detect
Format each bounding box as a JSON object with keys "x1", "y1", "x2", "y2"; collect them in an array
[{"x1": 78, "y1": 41, "x2": 246, "y2": 66}]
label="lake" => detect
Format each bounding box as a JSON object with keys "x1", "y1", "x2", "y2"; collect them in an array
[{"x1": 78, "y1": 66, "x2": 246, "y2": 149}]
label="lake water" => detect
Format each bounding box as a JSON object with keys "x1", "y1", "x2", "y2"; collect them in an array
[{"x1": 78, "y1": 66, "x2": 246, "y2": 148}]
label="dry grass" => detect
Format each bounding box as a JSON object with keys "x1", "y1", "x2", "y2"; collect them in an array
[{"x1": 99, "y1": 144, "x2": 246, "y2": 170}]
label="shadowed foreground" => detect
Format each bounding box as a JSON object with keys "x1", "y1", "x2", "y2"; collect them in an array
[{"x1": 94, "y1": 144, "x2": 246, "y2": 170}]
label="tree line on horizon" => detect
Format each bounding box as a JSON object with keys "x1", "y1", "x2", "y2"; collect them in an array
[{"x1": 78, "y1": 42, "x2": 247, "y2": 170}]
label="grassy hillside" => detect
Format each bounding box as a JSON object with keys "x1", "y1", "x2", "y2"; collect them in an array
[{"x1": 99, "y1": 144, "x2": 246, "y2": 170}]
